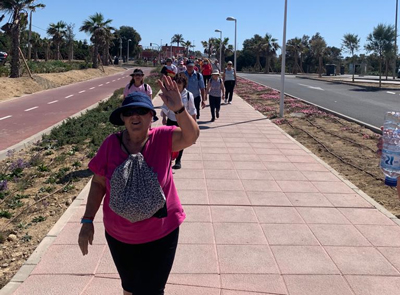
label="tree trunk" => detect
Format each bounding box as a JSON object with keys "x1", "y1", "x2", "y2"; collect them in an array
[
  {"x1": 92, "y1": 44, "x2": 99, "y2": 68},
  {"x1": 318, "y1": 56, "x2": 323, "y2": 78},
  {"x1": 385, "y1": 58, "x2": 389, "y2": 80},
  {"x1": 379, "y1": 56, "x2": 382, "y2": 88},
  {"x1": 264, "y1": 56, "x2": 270, "y2": 74},
  {"x1": 293, "y1": 54, "x2": 299, "y2": 74},
  {"x1": 56, "y1": 43, "x2": 60, "y2": 60},
  {"x1": 34, "y1": 48, "x2": 38, "y2": 61},
  {"x1": 10, "y1": 23, "x2": 21, "y2": 78},
  {"x1": 45, "y1": 45, "x2": 49, "y2": 61},
  {"x1": 254, "y1": 53, "x2": 261, "y2": 72}
]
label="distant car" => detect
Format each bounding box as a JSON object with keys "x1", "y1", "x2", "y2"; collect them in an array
[{"x1": 0, "y1": 51, "x2": 7, "y2": 65}]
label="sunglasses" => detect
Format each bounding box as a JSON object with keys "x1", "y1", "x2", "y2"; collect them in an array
[
  {"x1": 122, "y1": 107, "x2": 150, "y2": 117},
  {"x1": 133, "y1": 74, "x2": 144, "y2": 77}
]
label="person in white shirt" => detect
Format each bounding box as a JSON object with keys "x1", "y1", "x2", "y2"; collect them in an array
[
  {"x1": 177, "y1": 60, "x2": 187, "y2": 73},
  {"x1": 161, "y1": 74, "x2": 197, "y2": 169},
  {"x1": 161, "y1": 58, "x2": 178, "y2": 77}
]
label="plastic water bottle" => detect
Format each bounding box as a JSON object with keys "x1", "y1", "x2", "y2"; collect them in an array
[{"x1": 380, "y1": 111, "x2": 400, "y2": 186}]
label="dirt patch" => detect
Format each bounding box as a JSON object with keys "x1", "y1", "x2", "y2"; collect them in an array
[
  {"x1": 235, "y1": 77, "x2": 400, "y2": 217},
  {"x1": 0, "y1": 66, "x2": 125, "y2": 102}
]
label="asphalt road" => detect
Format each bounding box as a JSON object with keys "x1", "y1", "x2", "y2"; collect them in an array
[
  {"x1": 238, "y1": 73, "x2": 400, "y2": 129},
  {"x1": 0, "y1": 68, "x2": 152, "y2": 151}
]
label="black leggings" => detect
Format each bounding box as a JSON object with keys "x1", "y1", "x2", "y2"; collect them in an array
[
  {"x1": 194, "y1": 96, "x2": 201, "y2": 119},
  {"x1": 203, "y1": 75, "x2": 211, "y2": 87},
  {"x1": 209, "y1": 95, "x2": 221, "y2": 120},
  {"x1": 224, "y1": 80, "x2": 236, "y2": 102},
  {"x1": 105, "y1": 228, "x2": 179, "y2": 295},
  {"x1": 167, "y1": 118, "x2": 183, "y2": 163}
]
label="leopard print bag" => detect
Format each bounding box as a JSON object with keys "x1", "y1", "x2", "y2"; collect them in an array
[{"x1": 109, "y1": 151, "x2": 166, "y2": 223}]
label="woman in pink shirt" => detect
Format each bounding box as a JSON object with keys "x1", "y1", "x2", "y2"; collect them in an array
[
  {"x1": 78, "y1": 76, "x2": 199, "y2": 295},
  {"x1": 123, "y1": 68, "x2": 152, "y2": 99}
]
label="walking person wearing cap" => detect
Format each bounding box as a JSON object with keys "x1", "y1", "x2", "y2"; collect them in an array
[
  {"x1": 206, "y1": 70, "x2": 225, "y2": 122},
  {"x1": 78, "y1": 76, "x2": 199, "y2": 295},
  {"x1": 184, "y1": 60, "x2": 206, "y2": 120},
  {"x1": 177, "y1": 60, "x2": 187, "y2": 73},
  {"x1": 124, "y1": 68, "x2": 152, "y2": 99},
  {"x1": 223, "y1": 61, "x2": 236, "y2": 104},
  {"x1": 161, "y1": 74, "x2": 197, "y2": 169},
  {"x1": 161, "y1": 58, "x2": 178, "y2": 78}
]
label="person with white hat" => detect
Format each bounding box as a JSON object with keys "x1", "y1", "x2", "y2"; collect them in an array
[{"x1": 206, "y1": 69, "x2": 225, "y2": 122}]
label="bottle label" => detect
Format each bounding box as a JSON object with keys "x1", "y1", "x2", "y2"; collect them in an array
[{"x1": 381, "y1": 149, "x2": 400, "y2": 171}]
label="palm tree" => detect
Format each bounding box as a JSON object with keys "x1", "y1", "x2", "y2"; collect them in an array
[
  {"x1": 102, "y1": 25, "x2": 115, "y2": 66},
  {"x1": 80, "y1": 13, "x2": 113, "y2": 68},
  {"x1": 181, "y1": 40, "x2": 192, "y2": 56},
  {"x1": 0, "y1": 0, "x2": 45, "y2": 77},
  {"x1": 201, "y1": 38, "x2": 215, "y2": 58},
  {"x1": 171, "y1": 34, "x2": 184, "y2": 48},
  {"x1": 365, "y1": 24, "x2": 395, "y2": 87},
  {"x1": 248, "y1": 34, "x2": 264, "y2": 71},
  {"x1": 30, "y1": 31, "x2": 41, "y2": 61},
  {"x1": 47, "y1": 21, "x2": 67, "y2": 60},
  {"x1": 213, "y1": 37, "x2": 231, "y2": 69},
  {"x1": 287, "y1": 37, "x2": 303, "y2": 74},
  {"x1": 341, "y1": 33, "x2": 360, "y2": 82},
  {"x1": 310, "y1": 33, "x2": 327, "y2": 77},
  {"x1": 263, "y1": 33, "x2": 280, "y2": 74},
  {"x1": 42, "y1": 37, "x2": 51, "y2": 61},
  {"x1": 65, "y1": 23, "x2": 75, "y2": 62},
  {"x1": 27, "y1": 2, "x2": 44, "y2": 60}
]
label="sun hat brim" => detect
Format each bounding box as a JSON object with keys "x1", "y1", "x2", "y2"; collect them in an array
[{"x1": 109, "y1": 102, "x2": 156, "y2": 126}]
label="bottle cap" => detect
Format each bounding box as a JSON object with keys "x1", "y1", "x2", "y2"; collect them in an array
[{"x1": 384, "y1": 176, "x2": 398, "y2": 187}]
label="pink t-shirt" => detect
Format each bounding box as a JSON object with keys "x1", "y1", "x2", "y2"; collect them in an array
[
  {"x1": 88, "y1": 126, "x2": 185, "y2": 244},
  {"x1": 123, "y1": 83, "x2": 152, "y2": 98}
]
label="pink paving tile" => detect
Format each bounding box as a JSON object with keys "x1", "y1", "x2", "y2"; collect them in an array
[
  {"x1": 247, "y1": 191, "x2": 292, "y2": 206},
  {"x1": 269, "y1": 170, "x2": 307, "y2": 181},
  {"x1": 165, "y1": 284, "x2": 220, "y2": 295},
  {"x1": 211, "y1": 206, "x2": 258, "y2": 223},
  {"x1": 217, "y1": 245, "x2": 279, "y2": 274},
  {"x1": 214, "y1": 223, "x2": 267, "y2": 244},
  {"x1": 13, "y1": 274, "x2": 92, "y2": 295},
  {"x1": 174, "y1": 178, "x2": 207, "y2": 190},
  {"x1": 324, "y1": 193, "x2": 373, "y2": 208},
  {"x1": 177, "y1": 189, "x2": 209, "y2": 205},
  {"x1": 245, "y1": 137, "x2": 271, "y2": 143},
  {"x1": 179, "y1": 222, "x2": 215, "y2": 244},
  {"x1": 338, "y1": 208, "x2": 395, "y2": 225},
  {"x1": 173, "y1": 169, "x2": 204, "y2": 179},
  {"x1": 276, "y1": 143, "x2": 302, "y2": 150},
  {"x1": 356, "y1": 225, "x2": 400, "y2": 246},
  {"x1": 301, "y1": 171, "x2": 341, "y2": 182},
  {"x1": 54, "y1": 222, "x2": 106, "y2": 245},
  {"x1": 221, "y1": 290, "x2": 271, "y2": 295},
  {"x1": 31, "y1": 244, "x2": 105, "y2": 275},
  {"x1": 82, "y1": 276, "x2": 121, "y2": 295},
  {"x1": 253, "y1": 148, "x2": 283, "y2": 155},
  {"x1": 204, "y1": 160, "x2": 234, "y2": 169},
  {"x1": 284, "y1": 275, "x2": 354, "y2": 295},
  {"x1": 203, "y1": 153, "x2": 232, "y2": 161},
  {"x1": 236, "y1": 169, "x2": 274, "y2": 180},
  {"x1": 309, "y1": 224, "x2": 371, "y2": 246},
  {"x1": 228, "y1": 147, "x2": 255, "y2": 155},
  {"x1": 293, "y1": 163, "x2": 329, "y2": 172},
  {"x1": 168, "y1": 274, "x2": 221, "y2": 289},
  {"x1": 262, "y1": 224, "x2": 320, "y2": 245},
  {"x1": 285, "y1": 192, "x2": 333, "y2": 207},
  {"x1": 208, "y1": 190, "x2": 251, "y2": 205},
  {"x1": 184, "y1": 146, "x2": 202, "y2": 154},
  {"x1": 230, "y1": 154, "x2": 261, "y2": 162},
  {"x1": 205, "y1": 147, "x2": 229, "y2": 154},
  {"x1": 182, "y1": 205, "x2": 212, "y2": 222},
  {"x1": 276, "y1": 181, "x2": 319, "y2": 193},
  {"x1": 279, "y1": 149, "x2": 309, "y2": 156},
  {"x1": 378, "y1": 247, "x2": 400, "y2": 272},
  {"x1": 206, "y1": 179, "x2": 244, "y2": 191},
  {"x1": 271, "y1": 246, "x2": 340, "y2": 274},
  {"x1": 326, "y1": 246, "x2": 400, "y2": 275},
  {"x1": 96, "y1": 247, "x2": 118, "y2": 274},
  {"x1": 221, "y1": 274, "x2": 286, "y2": 294},
  {"x1": 249, "y1": 142, "x2": 278, "y2": 149},
  {"x1": 269, "y1": 139, "x2": 293, "y2": 144},
  {"x1": 226, "y1": 142, "x2": 252, "y2": 148},
  {"x1": 171, "y1": 244, "x2": 218, "y2": 274},
  {"x1": 258, "y1": 154, "x2": 291, "y2": 162},
  {"x1": 254, "y1": 207, "x2": 304, "y2": 224},
  {"x1": 233, "y1": 161, "x2": 266, "y2": 170},
  {"x1": 263, "y1": 162, "x2": 298, "y2": 171},
  {"x1": 286, "y1": 155, "x2": 318, "y2": 163},
  {"x1": 345, "y1": 275, "x2": 400, "y2": 295},
  {"x1": 179, "y1": 160, "x2": 204, "y2": 169},
  {"x1": 70, "y1": 205, "x2": 104, "y2": 223},
  {"x1": 182, "y1": 153, "x2": 203, "y2": 161},
  {"x1": 312, "y1": 181, "x2": 355, "y2": 194},
  {"x1": 241, "y1": 180, "x2": 282, "y2": 192},
  {"x1": 296, "y1": 208, "x2": 350, "y2": 224}
]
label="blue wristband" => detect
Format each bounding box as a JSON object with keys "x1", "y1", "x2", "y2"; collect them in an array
[{"x1": 81, "y1": 218, "x2": 93, "y2": 224}]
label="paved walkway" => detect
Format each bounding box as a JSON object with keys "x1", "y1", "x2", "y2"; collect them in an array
[{"x1": 3, "y1": 93, "x2": 400, "y2": 295}]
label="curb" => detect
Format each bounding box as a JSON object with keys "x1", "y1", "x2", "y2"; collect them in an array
[
  {"x1": 0, "y1": 180, "x2": 92, "y2": 295},
  {"x1": 238, "y1": 76, "x2": 382, "y2": 134},
  {"x1": 0, "y1": 93, "x2": 117, "y2": 161}
]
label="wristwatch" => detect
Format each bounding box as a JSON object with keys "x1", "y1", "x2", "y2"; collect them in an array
[{"x1": 174, "y1": 106, "x2": 185, "y2": 114}]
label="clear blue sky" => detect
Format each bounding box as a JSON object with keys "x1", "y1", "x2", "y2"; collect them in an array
[{"x1": 11, "y1": 0, "x2": 398, "y2": 56}]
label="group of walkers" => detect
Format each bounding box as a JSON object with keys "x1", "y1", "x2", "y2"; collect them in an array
[{"x1": 78, "y1": 57, "x2": 237, "y2": 295}]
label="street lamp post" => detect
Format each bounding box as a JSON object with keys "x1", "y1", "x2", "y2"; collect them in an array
[
  {"x1": 279, "y1": 0, "x2": 288, "y2": 118},
  {"x1": 215, "y1": 29, "x2": 222, "y2": 69},
  {"x1": 394, "y1": 0, "x2": 398, "y2": 79},
  {"x1": 127, "y1": 39, "x2": 131, "y2": 64},
  {"x1": 119, "y1": 38, "x2": 123, "y2": 62},
  {"x1": 226, "y1": 17, "x2": 237, "y2": 72}
]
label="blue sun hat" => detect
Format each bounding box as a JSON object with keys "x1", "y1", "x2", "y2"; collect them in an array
[{"x1": 109, "y1": 92, "x2": 157, "y2": 126}]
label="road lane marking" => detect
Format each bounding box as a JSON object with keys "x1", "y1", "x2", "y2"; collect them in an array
[
  {"x1": 117, "y1": 78, "x2": 120, "y2": 80},
  {"x1": 99, "y1": 84, "x2": 103, "y2": 86},
  {"x1": 48, "y1": 100, "x2": 58, "y2": 104},
  {"x1": 0, "y1": 115, "x2": 12, "y2": 121},
  {"x1": 106, "y1": 82, "x2": 110, "y2": 84},
  {"x1": 112, "y1": 80, "x2": 116, "y2": 82},
  {"x1": 65, "y1": 95, "x2": 74, "y2": 98},
  {"x1": 89, "y1": 87, "x2": 95, "y2": 90},
  {"x1": 298, "y1": 83, "x2": 324, "y2": 91},
  {"x1": 387, "y1": 91, "x2": 396, "y2": 94},
  {"x1": 79, "y1": 90, "x2": 86, "y2": 93},
  {"x1": 25, "y1": 106, "x2": 38, "y2": 112}
]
